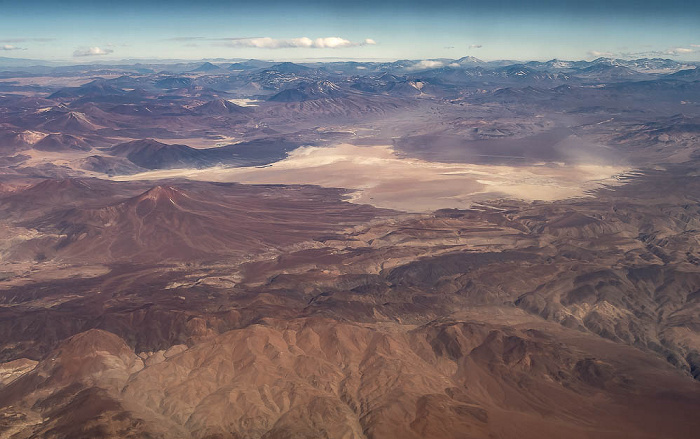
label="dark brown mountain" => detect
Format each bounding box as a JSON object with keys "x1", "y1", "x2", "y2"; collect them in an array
[
  {"x1": 22, "y1": 182, "x2": 384, "y2": 263},
  {"x1": 109, "y1": 139, "x2": 208, "y2": 169},
  {"x1": 0, "y1": 129, "x2": 39, "y2": 152},
  {"x1": 108, "y1": 137, "x2": 304, "y2": 171},
  {"x1": 48, "y1": 79, "x2": 128, "y2": 100},
  {"x1": 33, "y1": 133, "x2": 92, "y2": 152},
  {"x1": 0, "y1": 178, "x2": 138, "y2": 221},
  {"x1": 193, "y1": 98, "x2": 252, "y2": 115},
  {"x1": 154, "y1": 76, "x2": 194, "y2": 89},
  {"x1": 0, "y1": 319, "x2": 697, "y2": 439},
  {"x1": 268, "y1": 80, "x2": 347, "y2": 102},
  {"x1": 190, "y1": 62, "x2": 223, "y2": 73},
  {"x1": 38, "y1": 111, "x2": 101, "y2": 134},
  {"x1": 79, "y1": 155, "x2": 146, "y2": 175}
]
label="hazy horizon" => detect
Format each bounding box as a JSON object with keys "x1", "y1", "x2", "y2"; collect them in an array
[
  {"x1": 2, "y1": 0, "x2": 699, "y2": 62},
  {"x1": 1, "y1": 54, "x2": 698, "y2": 67}
]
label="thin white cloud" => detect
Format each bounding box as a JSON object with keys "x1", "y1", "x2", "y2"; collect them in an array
[
  {"x1": 73, "y1": 46, "x2": 114, "y2": 57},
  {"x1": 469, "y1": 44, "x2": 483, "y2": 49},
  {"x1": 588, "y1": 50, "x2": 614, "y2": 57},
  {"x1": 1, "y1": 44, "x2": 23, "y2": 51},
  {"x1": 219, "y1": 37, "x2": 376, "y2": 49},
  {"x1": 167, "y1": 36, "x2": 205, "y2": 42},
  {"x1": 636, "y1": 47, "x2": 696, "y2": 57},
  {"x1": 0, "y1": 38, "x2": 54, "y2": 43},
  {"x1": 593, "y1": 46, "x2": 696, "y2": 59},
  {"x1": 409, "y1": 60, "x2": 445, "y2": 70},
  {"x1": 669, "y1": 47, "x2": 693, "y2": 54}
]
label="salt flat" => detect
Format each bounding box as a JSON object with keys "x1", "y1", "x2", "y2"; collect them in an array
[{"x1": 113, "y1": 143, "x2": 628, "y2": 211}]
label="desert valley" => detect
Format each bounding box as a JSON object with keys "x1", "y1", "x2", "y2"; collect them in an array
[{"x1": 0, "y1": 52, "x2": 699, "y2": 438}]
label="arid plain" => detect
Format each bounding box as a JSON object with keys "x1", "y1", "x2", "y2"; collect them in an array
[{"x1": 0, "y1": 57, "x2": 699, "y2": 438}]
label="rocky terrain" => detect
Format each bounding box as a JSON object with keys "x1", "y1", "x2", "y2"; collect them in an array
[{"x1": 0, "y1": 56, "x2": 699, "y2": 438}]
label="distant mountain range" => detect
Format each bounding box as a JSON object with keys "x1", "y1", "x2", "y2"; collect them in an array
[
  {"x1": 1, "y1": 55, "x2": 696, "y2": 73},
  {"x1": 0, "y1": 54, "x2": 698, "y2": 175}
]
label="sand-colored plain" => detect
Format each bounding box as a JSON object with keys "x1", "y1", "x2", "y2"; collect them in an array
[{"x1": 113, "y1": 143, "x2": 629, "y2": 212}]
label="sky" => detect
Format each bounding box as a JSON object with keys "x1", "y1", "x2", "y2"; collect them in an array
[{"x1": 0, "y1": 0, "x2": 699, "y2": 62}]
